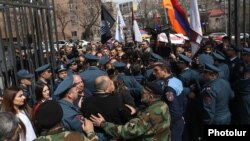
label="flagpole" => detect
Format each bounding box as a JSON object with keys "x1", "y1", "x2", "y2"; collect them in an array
[
  {"x1": 131, "y1": 7, "x2": 135, "y2": 44},
  {"x1": 163, "y1": 8, "x2": 173, "y2": 53}
]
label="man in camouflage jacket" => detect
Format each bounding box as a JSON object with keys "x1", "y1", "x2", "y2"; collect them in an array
[
  {"x1": 34, "y1": 100, "x2": 99, "y2": 141},
  {"x1": 91, "y1": 82, "x2": 171, "y2": 141}
]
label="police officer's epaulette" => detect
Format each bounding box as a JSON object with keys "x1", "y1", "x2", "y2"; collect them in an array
[{"x1": 206, "y1": 86, "x2": 211, "y2": 91}]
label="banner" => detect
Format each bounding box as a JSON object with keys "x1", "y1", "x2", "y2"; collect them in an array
[
  {"x1": 157, "y1": 33, "x2": 186, "y2": 44},
  {"x1": 115, "y1": 5, "x2": 126, "y2": 42},
  {"x1": 101, "y1": 5, "x2": 115, "y2": 44}
]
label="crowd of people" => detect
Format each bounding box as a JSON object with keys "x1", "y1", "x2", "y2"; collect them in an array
[{"x1": 0, "y1": 36, "x2": 250, "y2": 141}]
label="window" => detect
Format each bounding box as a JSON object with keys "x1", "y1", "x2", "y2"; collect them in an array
[
  {"x1": 70, "y1": 15, "x2": 77, "y2": 25},
  {"x1": 72, "y1": 31, "x2": 77, "y2": 37}
]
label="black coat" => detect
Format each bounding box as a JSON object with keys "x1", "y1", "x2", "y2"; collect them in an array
[{"x1": 81, "y1": 93, "x2": 132, "y2": 125}]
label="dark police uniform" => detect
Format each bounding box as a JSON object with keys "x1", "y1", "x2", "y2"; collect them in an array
[
  {"x1": 35, "y1": 64, "x2": 51, "y2": 85},
  {"x1": 80, "y1": 54, "x2": 107, "y2": 93},
  {"x1": 226, "y1": 45, "x2": 242, "y2": 84},
  {"x1": 235, "y1": 48, "x2": 250, "y2": 80},
  {"x1": 66, "y1": 58, "x2": 79, "y2": 75},
  {"x1": 54, "y1": 76, "x2": 84, "y2": 132},
  {"x1": 54, "y1": 64, "x2": 67, "y2": 90},
  {"x1": 143, "y1": 52, "x2": 163, "y2": 82},
  {"x1": 177, "y1": 54, "x2": 202, "y2": 141},
  {"x1": 201, "y1": 63, "x2": 234, "y2": 125},
  {"x1": 35, "y1": 63, "x2": 54, "y2": 101},
  {"x1": 17, "y1": 69, "x2": 34, "y2": 107},
  {"x1": 233, "y1": 66, "x2": 250, "y2": 124},
  {"x1": 212, "y1": 52, "x2": 230, "y2": 81},
  {"x1": 114, "y1": 61, "x2": 143, "y2": 106}
]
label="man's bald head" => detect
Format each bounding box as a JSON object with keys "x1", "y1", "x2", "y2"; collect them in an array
[{"x1": 95, "y1": 76, "x2": 110, "y2": 92}]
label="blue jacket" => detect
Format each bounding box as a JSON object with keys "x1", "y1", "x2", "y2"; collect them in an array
[
  {"x1": 201, "y1": 78, "x2": 234, "y2": 124},
  {"x1": 80, "y1": 66, "x2": 107, "y2": 93},
  {"x1": 58, "y1": 99, "x2": 83, "y2": 132}
]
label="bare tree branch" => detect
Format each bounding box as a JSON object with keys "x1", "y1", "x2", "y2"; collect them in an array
[{"x1": 55, "y1": 4, "x2": 71, "y2": 39}]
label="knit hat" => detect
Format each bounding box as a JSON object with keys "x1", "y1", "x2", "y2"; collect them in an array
[
  {"x1": 144, "y1": 82, "x2": 164, "y2": 96},
  {"x1": 35, "y1": 100, "x2": 63, "y2": 129}
]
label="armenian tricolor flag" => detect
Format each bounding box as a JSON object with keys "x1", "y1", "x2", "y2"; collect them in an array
[{"x1": 162, "y1": 0, "x2": 190, "y2": 35}]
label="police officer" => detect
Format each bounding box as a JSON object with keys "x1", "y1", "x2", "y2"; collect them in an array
[
  {"x1": 143, "y1": 52, "x2": 163, "y2": 82},
  {"x1": 197, "y1": 43, "x2": 214, "y2": 67},
  {"x1": 54, "y1": 64, "x2": 68, "y2": 90},
  {"x1": 201, "y1": 63, "x2": 234, "y2": 125},
  {"x1": 90, "y1": 82, "x2": 171, "y2": 141},
  {"x1": 176, "y1": 54, "x2": 202, "y2": 141},
  {"x1": 98, "y1": 55, "x2": 109, "y2": 71},
  {"x1": 237, "y1": 48, "x2": 250, "y2": 79},
  {"x1": 54, "y1": 75, "x2": 85, "y2": 132},
  {"x1": 34, "y1": 100, "x2": 98, "y2": 141},
  {"x1": 66, "y1": 58, "x2": 79, "y2": 75},
  {"x1": 80, "y1": 53, "x2": 107, "y2": 93},
  {"x1": 17, "y1": 69, "x2": 34, "y2": 107},
  {"x1": 113, "y1": 61, "x2": 143, "y2": 106},
  {"x1": 212, "y1": 52, "x2": 230, "y2": 81},
  {"x1": 35, "y1": 64, "x2": 52, "y2": 85},
  {"x1": 233, "y1": 66, "x2": 250, "y2": 124},
  {"x1": 153, "y1": 61, "x2": 185, "y2": 141},
  {"x1": 225, "y1": 45, "x2": 241, "y2": 85}
]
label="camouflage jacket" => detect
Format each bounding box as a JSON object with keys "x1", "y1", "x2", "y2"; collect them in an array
[
  {"x1": 102, "y1": 100, "x2": 171, "y2": 141},
  {"x1": 34, "y1": 128, "x2": 99, "y2": 141}
]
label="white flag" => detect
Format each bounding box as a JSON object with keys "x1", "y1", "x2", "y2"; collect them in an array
[
  {"x1": 190, "y1": 0, "x2": 202, "y2": 37},
  {"x1": 133, "y1": 20, "x2": 142, "y2": 42},
  {"x1": 190, "y1": 0, "x2": 203, "y2": 56},
  {"x1": 115, "y1": 5, "x2": 126, "y2": 42}
]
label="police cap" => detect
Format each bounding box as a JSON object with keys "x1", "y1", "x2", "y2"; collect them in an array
[
  {"x1": 242, "y1": 48, "x2": 250, "y2": 55},
  {"x1": 113, "y1": 61, "x2": 126, "y2": 68},
  {"x1": 35, "y1": 64, "x2": 50, "y2": 74},
  {"x1": 178, "y1": 54, "x2": 192, "y2": 63},
  {"x1": 150, "y1": 52, "x2": 163, "y2": 61},
  {"x1": 17, "y1": 69, "x2": 34, "y2": 79},
  {"x1": 203, "y1": 63, "x2": 221, "y2": 73},
  {"x1": 66, "y1": 58, "x2": 76, "y2": 67},
  {"x1": 54, "y1": 75, "x2": 74, "y2": 96},
  {"x1": 198, "y1": 54, "x2": 214, "y2": 66},
  {"x1": 99, "y1": 56, "x2": 109, "y2": 65},
  {"x1": 55, "y1": 64, "x2": 67, "y2": 73},
  {"x1": 212, "y1": 52, "x2": 225, "y2": 61},
  {"x1": 85, "y1": 53, "x2": 99, "y2": 61}
]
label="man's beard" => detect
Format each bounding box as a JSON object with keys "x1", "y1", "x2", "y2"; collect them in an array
[{"x1": 140, "y1": 97, "x2": 150, "y2": 106}]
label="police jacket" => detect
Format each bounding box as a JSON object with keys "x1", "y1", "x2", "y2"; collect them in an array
[{"x1": 201, "y1": 78, "x2": 234, "y2": 124}]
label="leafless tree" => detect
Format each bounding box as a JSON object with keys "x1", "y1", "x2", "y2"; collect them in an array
[
  {"x1": 75, "y1": 0, "x2": 101, "y2": 40},
  {"x1": 137, "y1": 0, "x2": 164, "y2": 29},
  {"x1": 55, "y1": 4, "x2": 71, "y2": 40}
]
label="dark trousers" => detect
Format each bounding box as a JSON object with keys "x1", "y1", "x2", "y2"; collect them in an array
[{"x1": 171, "y1": 118, "x2": 184, "y2": 141}]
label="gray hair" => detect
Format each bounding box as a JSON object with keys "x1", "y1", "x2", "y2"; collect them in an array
[{"x1": 0, "y1": 112, "x2": 19, "y2": 141}]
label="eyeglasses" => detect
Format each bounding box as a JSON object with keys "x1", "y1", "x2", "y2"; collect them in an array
[{"x1": 71, "y1": 63, "x2": 77, "y2": 66}]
